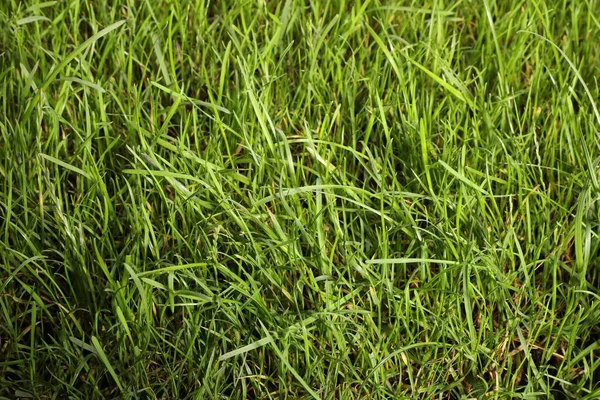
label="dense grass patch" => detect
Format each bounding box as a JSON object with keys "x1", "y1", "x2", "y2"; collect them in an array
[{"x1": 1, "y1": 0, "x2": 599, "y2": 398}]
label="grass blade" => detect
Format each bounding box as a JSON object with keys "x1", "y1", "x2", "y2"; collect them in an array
[
  {"x1": 219, "y1": 336, "x2": 274, "y2": 361},
  {"x1": 91, "y1": 336, "x2": 124, "y2": 392},
  {"x1": 39, "y1": 153, "x2": 90, "y2": 178}
]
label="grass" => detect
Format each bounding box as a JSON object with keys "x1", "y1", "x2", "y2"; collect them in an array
[{"x1": 1, "y1": 0, "x2": 599, "y2": 398}]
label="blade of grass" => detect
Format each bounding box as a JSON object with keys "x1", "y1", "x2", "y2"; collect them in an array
[{"x1": 91, "y1": 336, "x2": 124, "y2": 392}]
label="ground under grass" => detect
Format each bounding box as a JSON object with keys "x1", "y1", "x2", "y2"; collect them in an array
[{"x1": 1, "y1": 0, "x2": 600, "y2": 398}]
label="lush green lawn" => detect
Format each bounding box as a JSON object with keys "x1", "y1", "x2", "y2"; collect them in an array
[{"x1": 1, "y1": 0, "x2": 600, "y2": 398}]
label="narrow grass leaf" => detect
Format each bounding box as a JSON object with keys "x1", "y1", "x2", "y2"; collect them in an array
[
  {"x1": 151, "y1": 32, "x2": 172, "y2": 86},
  {"x1": 366, "y1": 258, "x2": 458, "y2": 265},
  {"x1": 438, "y1": 160, "x2": 488, "y2": 195},
  {"x1": 39, "y1": 153, "x2": 90, "y2": 178},
  {"x1": 151, "y1": 81, "x2": 230, "y2": 114},
  {"x1": 175, "y1": 290, "x2": 211, "y2": 302},
  {"x1": 17, "y1": 16, "x2": 50, "y2": 25},
  {"x1": 91, "y1": 336, "x2": 124, "y2": 392},
  {"x1": 219, "y1": 336, "x2": 274, "y2": 361},
  {"x1": 63, "y1": 77, "x2": 105, "y2": 92},
  {"x1": 137, "y1": 263, "x2": 208, "y2": 277},
  {"x1": 69, "y1": 336, "x2": 98, "y2": 355}
]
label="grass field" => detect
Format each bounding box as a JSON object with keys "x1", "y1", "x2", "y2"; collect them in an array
[{"x1": 1, "y1": 0, "x2": 600, "y2": 398}]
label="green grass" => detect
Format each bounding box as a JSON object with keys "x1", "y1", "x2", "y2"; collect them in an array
[{"x1": 1, "y1": 0, "x2": 600, "y2": 398}]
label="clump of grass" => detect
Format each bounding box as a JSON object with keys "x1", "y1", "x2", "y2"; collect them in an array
[{"x1": 1, "y1": 0, "x2": 599, "y2": 398}]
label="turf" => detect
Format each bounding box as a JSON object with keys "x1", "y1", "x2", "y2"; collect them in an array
[{"x1": 1, "y1": 0, "x2": 600, "y2": 398}]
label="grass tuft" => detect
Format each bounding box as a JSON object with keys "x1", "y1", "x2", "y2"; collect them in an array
[{"x1": 1, "y1": 0, "x2": 599, "y2": 398}]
